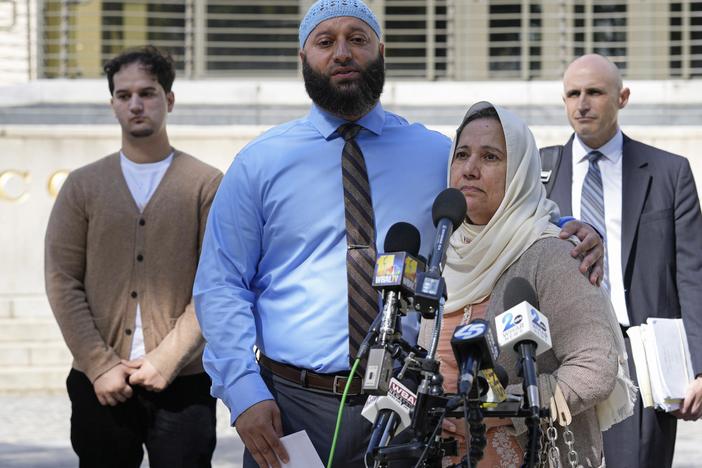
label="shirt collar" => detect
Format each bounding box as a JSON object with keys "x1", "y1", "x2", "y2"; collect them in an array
[
  {"x1": 573, "y1": 129, "x2": 623, "y2": 165},
  {"x1": 307, "y1": 102, "x2": 386, "y2": 140}
]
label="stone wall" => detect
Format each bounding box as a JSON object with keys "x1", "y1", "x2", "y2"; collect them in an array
[{"x1": 2, "y1": 123, "x2": 701, "y2": 391}]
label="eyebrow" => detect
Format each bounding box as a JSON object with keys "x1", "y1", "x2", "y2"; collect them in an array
[
  {"x1": 455, "y1": 144, "x2": 505, "y2": 154},
  {"x1": 566, "y1": 86, "x2": 605, "y2": 95},
  {"x1": 312, "y1": 24, "x2": 371, "y2": 38},
  {"x1": 115, "y1": 86, "x2": 158, "y2": 94}
]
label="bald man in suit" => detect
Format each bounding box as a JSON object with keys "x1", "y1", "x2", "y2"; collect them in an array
[{"x1": 543, "y1": 53, "x2": 702, "y2": 468}]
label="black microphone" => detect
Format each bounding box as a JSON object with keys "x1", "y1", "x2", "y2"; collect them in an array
[
  {"x1": 414, "y1": 188, "x2": 466, "y2": 318},
  {"x1": 427, "y1": 188, "x2": 466, "y2": 275},
  {"x1": 450, "y1": 319, "x2": 499, "y2": 395},
  {"x1": 495, "y1": 277, "x2": 552, "y2": 419},
  {"x1": 474, "y1": 363, "x2": 510, "y2": 403},
  {"x1": 384, "y1": 221, "x2": 421, "y2": 256},
  {"x1": 362, "y1": 377, "x2": 418, "y2": 464},
  {"x1": 363, "y1": 222, "x2": 424, "y2": 394}
]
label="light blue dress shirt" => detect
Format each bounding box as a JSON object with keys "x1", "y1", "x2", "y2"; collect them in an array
[{"x1": 194, "y1": 103, "x2": 451, "y2": 423}]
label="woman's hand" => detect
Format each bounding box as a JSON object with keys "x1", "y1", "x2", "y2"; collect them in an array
[
  {"x1": 442, "y1": 417, "x2": 458, "y2": 436},
  {"x1": 559, "y1": 220, "x2": 604, "y2": 286}
]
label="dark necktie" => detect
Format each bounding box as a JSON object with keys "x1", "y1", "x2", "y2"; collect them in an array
[
  {"x1": 338, "y1": 123, "x2": 379, "y2": 364},
  {"x1": 580, "y1": 150, "x2": 610, "y2": 293}
]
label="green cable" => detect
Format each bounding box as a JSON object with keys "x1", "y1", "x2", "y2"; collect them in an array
[{"x1": 326, "y1": 357, "x2": 362, "y2": 468}]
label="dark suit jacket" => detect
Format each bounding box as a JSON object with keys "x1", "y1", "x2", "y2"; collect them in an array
[{"x1": 547, "y1": 134, "x2": 702, "y2": 375}]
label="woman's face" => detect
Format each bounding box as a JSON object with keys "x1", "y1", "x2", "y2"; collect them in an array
[{"x1": 449, "y1": 117, "x2": 507, "y2": 225}]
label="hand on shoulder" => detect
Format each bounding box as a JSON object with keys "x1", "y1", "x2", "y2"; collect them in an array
[{"x1": 558, "y1": 219, "x2": 604, "y2": 286}]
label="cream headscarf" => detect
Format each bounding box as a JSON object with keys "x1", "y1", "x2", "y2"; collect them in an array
[{"x1": 443, "y1": 102, "x2": 562, "y2": 313}]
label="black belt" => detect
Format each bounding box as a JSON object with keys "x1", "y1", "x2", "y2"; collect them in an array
[{"x1": 258, "y1": 354, "x2": 363, "y2": 395}]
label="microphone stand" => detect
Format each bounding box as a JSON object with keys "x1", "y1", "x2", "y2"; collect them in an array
[{"x1": 516, "y1": 341, "x2": 542, "y2": 468}]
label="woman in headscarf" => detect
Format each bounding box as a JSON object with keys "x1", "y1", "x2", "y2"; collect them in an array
[{"x1": 435, "y1": 102, "x2": 634, "y2": 467}]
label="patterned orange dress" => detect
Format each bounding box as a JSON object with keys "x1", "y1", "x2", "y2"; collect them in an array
[{"x1": 437, "y1": 298, "x2": 523, "y2": 467}]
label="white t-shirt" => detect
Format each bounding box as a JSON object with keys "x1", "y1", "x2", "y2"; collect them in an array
[{"x1": 120, "y1": 151, "x2": 174, "y2": 359}]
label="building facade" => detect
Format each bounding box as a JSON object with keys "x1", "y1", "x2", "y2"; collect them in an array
[{"x1": 2, "y1": 0, "x2": 702, "y2": 84}]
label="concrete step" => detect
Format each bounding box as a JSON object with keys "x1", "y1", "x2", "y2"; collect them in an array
[
  {"x1": 0, "y1": 296, "x2": 53, "y2": 319},
  {"x1": 0, "y1": 318, "x2": 63, "y2": 342},
  {"x1": 0, "y1": 342, "x2": 71, "y2": 367},
  {"x1": 0, "y1": 366, "x2": 67, "y2": 392}
]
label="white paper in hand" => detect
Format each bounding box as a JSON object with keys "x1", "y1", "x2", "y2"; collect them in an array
[{"x1": 278, "y1": 430, "x2": 325, "y2": 468}]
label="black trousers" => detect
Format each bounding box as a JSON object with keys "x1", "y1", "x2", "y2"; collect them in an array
[
  {"x1": 243, "y1": 367, "x2": 372, "y2": 468},
  {"x1": 602, "y1": 336, "x2": 677, "y2": 468},
  {"x1": 66, "y1": 368, "x2": 217, "y2": 468}
]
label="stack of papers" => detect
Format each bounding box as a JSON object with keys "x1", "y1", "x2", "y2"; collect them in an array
[{"x1": 626, "y1": 318, "x2": 694, "y2": 411}]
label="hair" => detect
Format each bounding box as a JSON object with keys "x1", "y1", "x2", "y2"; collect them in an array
[
  {"x1": 103, "y1": 46, "x2": 176, "y2": 95},
  {"x1": 456, "y1": 105, "x2": 501, "y2": 139}
]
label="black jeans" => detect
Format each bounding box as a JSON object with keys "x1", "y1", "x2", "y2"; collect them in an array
[{"x1": 66, "y1": 369, "x2": 217, "y2": 468}]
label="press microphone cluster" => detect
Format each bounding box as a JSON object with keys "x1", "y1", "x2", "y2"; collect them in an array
[{"x1": 495, "y1": 277, "x2": 552, "y2": 419}]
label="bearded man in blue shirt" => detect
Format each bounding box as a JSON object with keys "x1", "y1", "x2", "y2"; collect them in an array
[{"x1": 194, "y1": 2, "x2": 604, "y2": 467}]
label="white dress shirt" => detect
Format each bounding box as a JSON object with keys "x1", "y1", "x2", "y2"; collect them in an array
[
  {"x1": 120, "y1": 151, "x2": 174, "y2": 359},
  {"x1": 571, "y1": 131, "x2": 630, "y2": 326}
]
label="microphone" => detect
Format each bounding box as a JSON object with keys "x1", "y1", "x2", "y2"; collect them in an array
[
  {"x1": 362, "y1": 377, "x2": 417, "y2": 463},
  {"x1": 449, "y1": 319, "x2": 499, "y2": 395},
  {"x1": 372, "y1": 221, "x2": 422, "y2": 300},
  {"x1": 363, "y1": 222, "x2": 424, "y2": 394},
  {"x1": 481, "y1": 364, "x2": 509, "y2": 404},
  {"x1": 495, "y1": 277, "x2": 552, "y2": 418},
  {"x1": 414, "y1": 188, "x2": 466, "y2": 318}
]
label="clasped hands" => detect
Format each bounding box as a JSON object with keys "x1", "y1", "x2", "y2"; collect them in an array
[{"x1": 92, "y1": 358, "x2": 168, "y2": 406}]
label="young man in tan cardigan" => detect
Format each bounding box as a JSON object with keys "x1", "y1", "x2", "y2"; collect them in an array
[{"x1": 45, "y1": 46, "x2": 222, "y2": 468}]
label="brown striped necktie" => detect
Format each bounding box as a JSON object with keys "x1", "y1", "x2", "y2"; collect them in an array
[{"x1": 338, "y1": 123, "x2": 379, "y2": 364}]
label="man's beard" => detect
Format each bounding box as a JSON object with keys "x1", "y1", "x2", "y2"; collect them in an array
[
  {"x1": 129, "y1": 128, "x2": 155, "y2": 138},
  {"x1": 302, "y1": 55, "x2": 385, "y2": 118}
]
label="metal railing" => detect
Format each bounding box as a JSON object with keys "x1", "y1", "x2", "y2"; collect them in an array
[{"x1": 2, "y1": 0, "x2": 702, "y2": 82}]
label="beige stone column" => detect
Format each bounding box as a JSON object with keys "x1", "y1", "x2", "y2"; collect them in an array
[
  {"x1": 452, "y1": 0, "x2": 489, "y2": 80},
  {"x1": 541, "y1": 0, "x2": 573, "y2": 79},
  {"x1": 627, "y1": 0, "x2": 669, "y2": 78},
  {"x1": 122, "y1": 2, "x2": 147, "y2": 49},
  {"x1": 74, "y1": 0, "x2": 102, "y2": 78}
]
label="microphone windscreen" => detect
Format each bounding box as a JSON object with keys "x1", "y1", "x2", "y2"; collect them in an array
[
  {"x1": 432, "y1": 188, "x2": 467, "y2": 230},
  {"x1": 493, "y1": 364, "x2": 510, "y2": 388},
  {"x1": 503, "y1": 277, "x2": 539, "y2": 310},
  {"x1": 384, "y1": 222, "x2": 421, "y2": 256}
]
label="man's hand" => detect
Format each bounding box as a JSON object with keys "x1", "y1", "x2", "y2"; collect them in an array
[
  {"x1": 93, "y1": 364, "x2": 133, "y2": 406},
  {"x1": 236, "y1": 400, "x2": 289, "y2": 468},
  {"x1": 674, "y1": 376, "x2": 702, "y2": 421},
  {"x1": 560, "y1": 219, "x2": 604, "y2": 286},
  {"x1": 122, "y1": 358, "x2": 168, "y2": 392}
]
